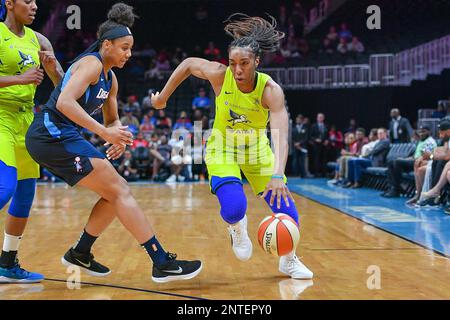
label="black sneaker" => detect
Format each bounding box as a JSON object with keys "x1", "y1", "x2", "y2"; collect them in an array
[
  {"x1": 152, "y1": 253, "x2": 202, "y2": 283},
  {"x1": 444, "y1": 204, "x2": 450, "y2": 215},
  {"x1": 61, "y1": 248, "x2": 111, "y2": 277}
]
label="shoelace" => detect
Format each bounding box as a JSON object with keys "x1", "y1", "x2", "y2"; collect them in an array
[
  {"x1": 167, "y1": 252, "x2": 177, "y2": 260},
  {"x1": 287, "y1": 256, "x2": 299, "y2": 271},
  {"x1": 229, "y1": 226, "x2": 243, "y2": 245},
  {"x1": 12, "y1": 260, "x2": 29, "y2": 276}
]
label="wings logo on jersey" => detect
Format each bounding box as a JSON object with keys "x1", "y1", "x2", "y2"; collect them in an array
[
  {"x1": 17, "y1": 51, "x2": 36, "y2": 70},
  {"x1": 228, "y1": 109, "x2": 251, "y2": 126},
  {"x1": 96, "y1": 88, "x2": 109, "y2": 99}
]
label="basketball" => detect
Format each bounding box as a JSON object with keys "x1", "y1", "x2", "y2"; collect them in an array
[{"x1": 257, "y1": 214, "x2": 300, "y2": 256}]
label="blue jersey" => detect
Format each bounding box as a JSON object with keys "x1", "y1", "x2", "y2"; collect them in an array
[{"x1": 42, "y1": 52, "x2": 112, "y2": 128}]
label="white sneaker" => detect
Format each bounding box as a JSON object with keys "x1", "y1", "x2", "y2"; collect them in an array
[
  {"x1": 177, "y1": 175, "x2": 185, "y2": 182},
  {"x1": 279, "y1": 254, "x2": 313, "y2": 279},
  {"x1": 227, "y1": 215, "x2": 253, "y2": 261},
  {"x1": 166, "y1": 174, "x2": 177, "y2": 183}
]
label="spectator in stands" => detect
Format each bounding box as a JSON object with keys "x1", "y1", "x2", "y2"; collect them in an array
[
  {"x1": 286, "y1": 35, "x2": 301, "y2": 58},
  {"x1": 360, "y1": 128, "x2": 379, "y2": 157},
  {"x1": 338, "y1": 23, "x2": 352, "y2": 42},
  {"x1": 328, "y1": 124, "x2": 344, "y2": 160},
  {"x1": 298, "y1": 38, "x2": 309, "y2": 57},
  {"x1": 355, "y1": 128, "x2": 369, "y2": 151},
  {"x1": 120, "y1": 107, "x2": 140, "y2": 133},
  {"x1": 349, "y1": 36, "x2": 365, "y2": 54},
  {"x1": 123, "y1": 95, "x2": 141, "y2": 118},
  {"x1": 173, "y1": 111, "x2": 193, "y2": 131},
  {"x1": 171, "y1": 47, "x2": 188, "y2": 68},
  {"x1": 167, "y1": 136, "x2": 192, "y2": 182},
  {"x1": 344, "y1": 118, "x2": 357, "y2": 134},
  {"x1": 291, "y1": 0, "x2": 306, "y2": 37},
  {"x1": 151, "y1": 135, "x2": 187, "y2": 182},
  {"x1": 345, "y1": 128, "x2": 390, "y2": 188},
  {"x1": 292, "y1": 114, "x2": 310, "y2": 177},
  {"x1": 118, "y1": 150, "x2": 139, "y2": 182},
  {"x1": 132, "y1": 132, "x2": 150, "y2": 150},
  {"x1": 414, "y1": 119, "x2": 450, "y2": 208},
  {"x1": 309, "y1": 113, "x2": 329, "y2": 177},
  {"x1": 432, "y1": 101, "x2": 447, "y2": 118},
  {"x1": 383, "y1": 126, "x2": 437, "y2": 198},
  {"x1": 141, "y1": 89, "x2": 156, "y2": 114},
  {"x1": 156, "y1": 51, "x2": 171, "y2": 71},
  {"x1": 192, "y1": 87, "x2": 211, "y2": 112},
  {"x1": 204, "y1": 41, "x2": 221, "y2": 61},
  {"x1": 193, "y1": 109, "x2": 209, "y2": 130},
  {"x1": 329, "y1": 132, "x2": 358, "y2": 185},
  {"x1": 326, "y1": 25, "x2": 339, "y2": 47},
  {"x1": 337, "y1": 38, "x2": 350, "y2": 55},
  {"x1": 140, "y1": 115, "x2": 155, "y2": 139},
  {"x1": 144, "y1": 60, "x2": 163, "y2": 81},
  {"x1": 155, "y1": 109, "x2": 172, "y2": 135},
  {"x1": 335, "y1": 128, "x2": 377, "y2": 186},
  {"x1": 389, "y1": 108, "x2": 414, "y2": 143},
  {"x1": 320, "y1": 38, "x2": 334, "y2": 55}
]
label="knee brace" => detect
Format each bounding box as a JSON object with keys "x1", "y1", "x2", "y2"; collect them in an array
[
  {"x1": 216, "y1": 182, "x2": 247, "y2": 224},
  {"x1": 0, "y1": 161, "x2": 17, "y2": 209},
  {"x1": 262, "y1": 190, "x2": 299, "y2": 225},
  {"x1": 8, "y1": 179, "x2": 36, "y2": 218}
]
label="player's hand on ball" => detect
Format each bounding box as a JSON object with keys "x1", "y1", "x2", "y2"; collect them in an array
[
  {"x1": 260, "y1": 178, "x2": 295, "y2": 209},
  {"x1": 151, "y1": 91, "x2": 166, "y2": 109},
  {"x1": 101, "y1": 126, "x2": 133, "y2": 146},
  {"x1": 105, "y1": 142, "x2": 126, "y2": 160}
]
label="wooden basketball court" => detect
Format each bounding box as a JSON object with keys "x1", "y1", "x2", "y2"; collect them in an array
[{"x1": 0, "y1": 183, "x2": 449, "y2": 300}]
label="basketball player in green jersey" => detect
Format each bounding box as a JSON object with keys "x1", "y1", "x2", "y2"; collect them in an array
[
  {"x1": 0, "y1": 0, "x2": 64, "y2": 283},
  {"x1": 152, "y1": 14, "x2": 313, "y2": 279}
]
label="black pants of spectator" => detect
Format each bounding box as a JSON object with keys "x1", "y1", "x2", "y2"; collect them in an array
[
  {"x1": 431, "y1": 160, "x2": 448, "y2": 188},
  {"x1": 311, "y1": 143, "x2": 328, "y2": 177},
  {"x1": 291, "y1": 149, "x2": 307, "y2": 177},
  {"x1": 387, "y1": 158, "x2": 414, "y2": 192}
]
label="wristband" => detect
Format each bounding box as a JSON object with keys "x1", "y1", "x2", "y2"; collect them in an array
[{"x1": 271, "y1": 175, "x2": 284, "y2": 180}]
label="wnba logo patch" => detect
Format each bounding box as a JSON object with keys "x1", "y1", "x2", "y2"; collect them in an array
[{"x1": 74, "y1": 157, "x2": 83, "y2": 173}]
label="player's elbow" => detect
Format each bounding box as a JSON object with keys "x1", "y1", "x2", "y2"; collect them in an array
[{"x1": 56, "y1": 96, "x2": 73, "y2": 114}]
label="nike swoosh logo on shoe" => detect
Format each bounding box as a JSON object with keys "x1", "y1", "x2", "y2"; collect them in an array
[
  {"x1": 162, "y1": 266, "x2": 183, "y2": 274},
  {"x1": 75, "y1": 258, "x2": 91, "y2": 268}
]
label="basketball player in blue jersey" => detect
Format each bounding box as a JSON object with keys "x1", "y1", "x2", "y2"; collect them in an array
[
  {"x1": 26, "y1": 3, "x2": 202, "y2": 283},
  {"x1": 0, "y1": 0, "x2": 64, "y2": 283},
  {"x1": 152, "y1": 14, "x2": 313, "y2": 279}
]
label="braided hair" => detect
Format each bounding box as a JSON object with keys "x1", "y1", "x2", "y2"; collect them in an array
[{"x1": 224, "y1": 13, "x2": 285, "y2": 57}]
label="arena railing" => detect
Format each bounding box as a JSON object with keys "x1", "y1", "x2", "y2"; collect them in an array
[{"x1": 154, "y1": 35, "x2": 450, "y2": 90}]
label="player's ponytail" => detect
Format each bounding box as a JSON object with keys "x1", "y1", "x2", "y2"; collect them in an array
[
  {"x1": 224, "y1": 13, "x2": 285, "y2": 56},
  {"x1": 70, "y1": 3, "x2": 137, "y2": 63}
]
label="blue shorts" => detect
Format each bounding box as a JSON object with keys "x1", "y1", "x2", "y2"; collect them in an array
[{"x1": 25, "y1": 111, "x2": 105, "y2": 186}]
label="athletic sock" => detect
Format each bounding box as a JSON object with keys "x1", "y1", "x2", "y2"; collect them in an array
[
  {"x1": 0, "y1": 233, "x2": 22, "y2": 268},
  {"x1": 141, "y1": 236, "x2": 169, "y2": 267},
  {"x1": 73, "y1": 229, "x2": 97, "y2": 254}
]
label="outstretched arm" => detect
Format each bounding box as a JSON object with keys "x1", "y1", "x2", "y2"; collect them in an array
[
  {"x1": 152, "y1": 57, "x2": 226, "y2": 109},
  {"x1": 260, "y1": 80, "x2": 294, "y2": 208}
]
